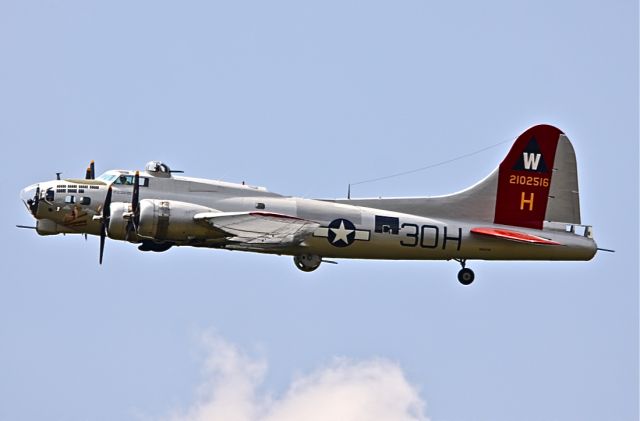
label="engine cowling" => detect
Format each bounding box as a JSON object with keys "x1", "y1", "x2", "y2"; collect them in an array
[
  {"x1": 136, "y1": 199, "x2": 215, "y2": 242},
  {"x1": 106, "y1": 202, "x2": 133, "y2": 241},
  {"x1": 36, "y1": 219, "x2": 78, "y2": 236}
]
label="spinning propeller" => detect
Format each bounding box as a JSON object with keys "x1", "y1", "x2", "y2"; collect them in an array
[
  {"x1": 99, "y1": 186, "x2": 112, "y2": 264},
  {"x1": 99, "y1": 171, "x2": 140, "y2": 264},
  {"x1": 125, "y1": 171, "x2": 140, "y2": 241}
]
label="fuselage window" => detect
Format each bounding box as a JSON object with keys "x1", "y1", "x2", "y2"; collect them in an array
[
  {"x1": 78, "y1": 197, "x2": 91, "y2": 206},
  {"x1": 45, "y1": 189, "x2": 54, "y2": 201},
  {"x1": 64, "y1": 195, "x2": 75, "y2": 204}
]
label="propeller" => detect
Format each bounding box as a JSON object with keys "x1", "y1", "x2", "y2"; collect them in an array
[
  {"x1": 99, "y1": 186, "x2": 113, "y2": 265},
  {"x1": 99, "y1": 171, "x2": 139, "y2": 263},
  {"x1": 85, "y1": 160, "x2": 95, "y2": 180},
  {"x1": 125, "y1": 171, "x2": 141, "y2": 241}
]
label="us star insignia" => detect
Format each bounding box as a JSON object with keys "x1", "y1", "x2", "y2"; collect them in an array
[{"x1": 313, "y1": 218, "x2": 370, "y2": 247}]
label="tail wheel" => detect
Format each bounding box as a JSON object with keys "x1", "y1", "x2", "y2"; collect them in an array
[
  {"x1": 457, "y1": 267, "x2": 475, "y2": 285},
  {"x1": 294, "y1": 254, "x2": 322, "y2": 272}
]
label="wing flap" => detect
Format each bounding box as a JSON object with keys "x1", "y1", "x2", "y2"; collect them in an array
[
  {"x1": 194, "y1": 211, "x2": 319, "y2": 248},
  {"x1": 471, "y1": 227, "x2": 561, "y2": 245}
]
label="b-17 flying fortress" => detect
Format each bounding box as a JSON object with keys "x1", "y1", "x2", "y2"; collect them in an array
[{"x1": 19, "y1": 124, "x2": 606, "y2": 284}]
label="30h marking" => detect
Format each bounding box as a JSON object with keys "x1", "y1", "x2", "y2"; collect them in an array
[{"x1": 400, "y1": 223, "x2": 462, "y2": 251}]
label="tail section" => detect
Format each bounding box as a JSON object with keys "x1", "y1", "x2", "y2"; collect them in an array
[
  {"x1": 494, "y1": 124, "x2": 580, "y2": 229},
  {"x1": 335, "y1": 124, "x2": 582, "y2": 229}
]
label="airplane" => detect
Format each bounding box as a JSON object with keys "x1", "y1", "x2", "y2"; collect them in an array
[{"x1": 18, "y1": 124, "x2": 608, "y2": 285}]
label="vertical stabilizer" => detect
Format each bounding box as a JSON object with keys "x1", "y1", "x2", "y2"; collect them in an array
[{"x1": 494, "y1": 124, "x2": 580, "y2": 229}]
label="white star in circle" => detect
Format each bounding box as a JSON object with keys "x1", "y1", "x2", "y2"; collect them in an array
[{"x1": 330, "y1": 220, "x2": 354, "y2": 244}]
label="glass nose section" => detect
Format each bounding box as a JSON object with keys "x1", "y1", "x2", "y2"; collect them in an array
[
  {"x1": 20, "y1": 184, "x2": 40, "y2": 216},
  {"x1": 20, "y1": 184, "x2": 38, "y2": 203}
]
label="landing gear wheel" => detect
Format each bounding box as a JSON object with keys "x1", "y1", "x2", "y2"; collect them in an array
[
  {"x1": 457, "y1": 267, "x2": 475, "y2": 285},
  {"x1": 294, "y1": 254, "x2": 322, "y2": 272}
]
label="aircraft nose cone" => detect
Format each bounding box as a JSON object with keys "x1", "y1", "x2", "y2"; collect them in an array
[
  {"x1": 20, "y1": 184, "x2": 36, "y2": 203},
  {"x1": 20, "y1": 184, "x2": 39, "y2": 215}
]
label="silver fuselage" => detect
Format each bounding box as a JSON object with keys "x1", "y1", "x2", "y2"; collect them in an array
[{"x1": 21, "y1": 170, "x2": 597, "y2": 262}]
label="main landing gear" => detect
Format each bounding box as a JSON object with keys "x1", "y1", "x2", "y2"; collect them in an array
[
  {"x1": 294, "y1": 254, "x2": 322, "y2": 272},
  {"x1": 455, "y1": 259, "x2": 475, "y2": 285}
]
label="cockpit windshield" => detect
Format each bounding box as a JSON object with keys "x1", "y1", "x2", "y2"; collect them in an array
[
  {"x1": 96, "y1": 173, "x2": 118, "y2": 183},
  {"x1": 114, "y1": 174, "x2": 148, "y2": 186},
  {"x1": 96, "y1": 172, "x2": 148, "y2": 186}
]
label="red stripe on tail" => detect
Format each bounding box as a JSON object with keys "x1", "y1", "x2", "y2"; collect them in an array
[{"x1": 494, "y1": 124, "x2": 563, "y2": 229}]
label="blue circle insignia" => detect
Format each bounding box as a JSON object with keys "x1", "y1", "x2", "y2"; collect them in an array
[{"x1": 327, "y1": 218, "x2": 356, "y2": 247}]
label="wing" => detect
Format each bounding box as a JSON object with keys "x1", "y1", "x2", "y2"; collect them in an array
[
  {"x1": 470, "y1": 227, "x2": 561, "y2": 245},
  {"x1": 194, "y1": 211, "x2": 319, "y2": 250}
]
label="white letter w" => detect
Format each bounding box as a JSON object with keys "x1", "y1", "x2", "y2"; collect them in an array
[{"x1": 523, "y1": 152, "x2": 541, "y2": 170}]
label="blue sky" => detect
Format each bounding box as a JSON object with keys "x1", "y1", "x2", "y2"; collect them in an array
[{"x1": 1, "y1": 1, "x2": 637, "y2": 420}]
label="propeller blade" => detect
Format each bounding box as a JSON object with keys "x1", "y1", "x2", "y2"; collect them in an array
[
  {"x1": 131, "y1": 171, "x2": 140, "y2": 216},
  {"x1": 125, "y1": 171, "x2": 141, "y2": 241},
  {"x1": 99, "y1": 186, "x2": 113, "y2": 265},
  {"x1": 99, "y1": 223, "x2": 106, "y2": 265},
  {"x1": 103, "y1": 186, "x2": 112, "y2": 220},
  {"x1": 85, "y1": 160, "x2": 96, "y2": 180}
]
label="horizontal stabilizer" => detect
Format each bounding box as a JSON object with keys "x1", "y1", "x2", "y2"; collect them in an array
[{"x1": 471, "y1": 227, "x2": 560, "y2": 245}]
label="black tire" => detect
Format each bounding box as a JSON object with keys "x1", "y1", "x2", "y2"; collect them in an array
[
  {"x1": 293, "y1": 255, "x2": 321, "y2": 272},
  {"x1": 457, "y1": 268, "x2": 475, "y2": 285}
]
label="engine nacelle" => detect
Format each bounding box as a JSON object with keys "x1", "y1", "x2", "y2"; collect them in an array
[
  {"x1": 137, "y1": 199, "x2": 215, "y2": 241},
  {"x1": 106, "y1": 202, "x2": 133, "y2": 241},
  {"x1": 36, "y1": 219, "x2": 78, "y2": 236}
]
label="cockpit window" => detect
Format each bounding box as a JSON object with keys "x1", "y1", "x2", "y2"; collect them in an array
[
  {"x1": 97, "y1": 173, "x2": 118, "y2": 183},
  {"x1": 97, "y1": 172, "x2": 149, "y2": 186},
  {"x1": 113, "y1": 175, "x2": 149, "y2": 187},
  {"x1": 116, "y1": 175, "x2": 133, "y2": 185}
]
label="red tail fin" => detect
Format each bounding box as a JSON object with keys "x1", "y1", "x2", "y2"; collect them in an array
[{"x1": 494, "y1": 124, "x2": 563, "y2": 229}]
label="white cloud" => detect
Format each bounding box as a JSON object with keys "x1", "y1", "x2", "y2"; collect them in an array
[{"x1": 166, "y1": 332, "x2": 429, "y2": 421}]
